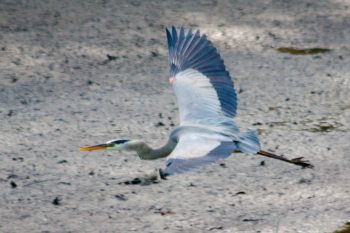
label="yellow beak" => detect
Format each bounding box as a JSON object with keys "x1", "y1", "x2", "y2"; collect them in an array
[{"x1": 80, "y1": 144, "x2": 108, "y2": 151}]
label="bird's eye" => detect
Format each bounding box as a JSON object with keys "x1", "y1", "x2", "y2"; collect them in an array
[{"x1": 166, "y1": 161, "x2": 173, "y2": 167}]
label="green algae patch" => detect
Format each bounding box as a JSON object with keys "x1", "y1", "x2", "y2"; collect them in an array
[
  {"x1": 277, "y1": 47, "x2": 331, "y2": 55},
  {"x1": 333, "y1": 222, "x2": 350, "y2": 233},
  {"x1": 308, "y1": 124, "x2": 336, "y2": 133}
]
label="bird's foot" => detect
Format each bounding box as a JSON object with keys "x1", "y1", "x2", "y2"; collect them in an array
[{"x1": 290, "y1": 157, "x2": 314, "y2": 169}]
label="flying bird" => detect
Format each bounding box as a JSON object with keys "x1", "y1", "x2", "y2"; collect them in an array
[{"x1": 80, "y1": 26, "x2": 313, "y2": 178}]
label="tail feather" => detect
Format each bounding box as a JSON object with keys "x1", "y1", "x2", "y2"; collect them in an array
[{"x1": 235, "y1": 130, "x2": 260, "y2": 153}]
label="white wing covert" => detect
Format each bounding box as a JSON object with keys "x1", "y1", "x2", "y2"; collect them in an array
[{"x1": 163, "y1": 133, "x2": 237, "y2": 175}]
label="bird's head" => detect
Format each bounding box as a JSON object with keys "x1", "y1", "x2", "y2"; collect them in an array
[{"x1": 80, "y1": 139, "x2": 131, "y2": 151}]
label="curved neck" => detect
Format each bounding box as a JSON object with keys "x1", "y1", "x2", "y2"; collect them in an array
[{"x1": 125, "y1": 139, "x2": 177, "y2": 160}]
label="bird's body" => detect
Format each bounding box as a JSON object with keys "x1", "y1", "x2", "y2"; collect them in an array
[{"x1": 80, "y1": 26, "x2": 312, "y2": 177}]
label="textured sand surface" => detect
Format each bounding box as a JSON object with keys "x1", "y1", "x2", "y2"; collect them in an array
[{"x1": 1, "y1": 0, "x2": 350, "y2": 232}]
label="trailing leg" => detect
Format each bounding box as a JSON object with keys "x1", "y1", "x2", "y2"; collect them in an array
[{"x1": 257, "y1": 150, "x2": 313, "y2": 168}]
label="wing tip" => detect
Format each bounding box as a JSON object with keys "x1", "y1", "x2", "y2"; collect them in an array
[
  {"x1": 166, "y1": 26, "x2": 196, "y2": 46},
  {"x1": 166, "y1": 28, "x2": 172, "y2": 49}
]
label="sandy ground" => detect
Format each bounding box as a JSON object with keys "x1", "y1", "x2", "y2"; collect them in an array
[{"x1": 1, "y1": 0, "x2": 350, "y2": 232}]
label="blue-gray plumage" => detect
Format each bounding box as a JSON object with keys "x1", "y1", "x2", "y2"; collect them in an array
[
  {"x1": 166, "y1": 26, "x2": 237, "y2": 118},
  {"x1": 80, "y1": 26, "x2": 313, "y2": 178}
]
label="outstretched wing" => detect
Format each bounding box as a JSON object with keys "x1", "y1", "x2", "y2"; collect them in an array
[
  {"x1": 166, "y1": 26, "x2": 237, "y2": 128},
  {"x1": 163, "y1": 133, "x2": 237, "y2": 175}
]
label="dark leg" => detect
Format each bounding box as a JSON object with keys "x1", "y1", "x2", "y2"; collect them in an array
[{"x1": 257, "y1": 150, "x2": 313, "y2": 168}]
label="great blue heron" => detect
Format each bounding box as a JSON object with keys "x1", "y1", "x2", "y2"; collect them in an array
[{"x1": 80, "y1": 26, "x2": 313, "y2": 179}]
